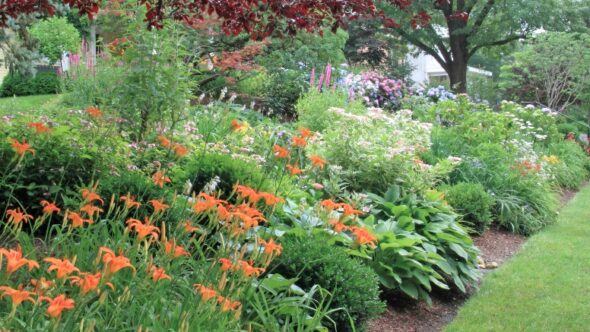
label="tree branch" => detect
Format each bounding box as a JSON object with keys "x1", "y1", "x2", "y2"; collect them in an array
[
  {"x1": 468, "y1": 0, "x2": 495, "y2": 38},
  {"x1": 468, "y1": 34, "x2": 525, "y2": 57},
  {"x1": 394, "y1": 28, "x2": 449, "y2": 71}
]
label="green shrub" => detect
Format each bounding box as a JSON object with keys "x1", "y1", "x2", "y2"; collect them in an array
[
  {"x1": 270, "y1": 233, "x2": 385, "y2": 331},
  {"x1": 171, "y1": 153, "x2": 272, "y2": 197},
  {"x1": 443, "y1": 182, "x2": 495, "y2": 234},
  {"x1": 544, "y1": 141, "x2": 590, "y2": 189},
  {"x1": 0, "y1": 72, "x2": 61, "y2": 97},
  {"x1": 556, "y1": 123, "x2": 579, "y2": 137},
  {"x1": 296, "y1": 89, "x2": 366, "y2": 132}
]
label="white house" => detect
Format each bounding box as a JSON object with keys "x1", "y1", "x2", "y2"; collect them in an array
[{"x1": 407, "y1": 51, "x2": 493, "y2": 88}]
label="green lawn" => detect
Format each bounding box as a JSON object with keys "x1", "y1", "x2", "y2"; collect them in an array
[
  {"x1": 446, "y1": 185, "x2": 590, "y2": 331},
  {"x1": 0, "y1": 94, "x2": 61, "y2": 114}
]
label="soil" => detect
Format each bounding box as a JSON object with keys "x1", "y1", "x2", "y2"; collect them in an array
[{"x1": 367, "y1": 188, "x2": 582, "y2": 332}]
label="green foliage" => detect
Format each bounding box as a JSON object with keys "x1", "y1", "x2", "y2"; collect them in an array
[
  {"x1": 271, "y1": 233, "x2": 385, "y2": 332},
  {"x1": 367, "y1": 187, "x2": 480, "y2": 301},
  {"x1": 543, "y1": 141, "x2": 590, "y2": 189},
  {"x1": 442, "y1": 182, "x2": 495, "y2": 234},
  {"x1": 296, "y1": 89, "x2": 366, "y2": 132},
  {"x1": 0, "y1": 72, "x2": 60, "y2": 97},
  {"x1": 29, "y1": 17, "x2": 80, "y2": 63}
]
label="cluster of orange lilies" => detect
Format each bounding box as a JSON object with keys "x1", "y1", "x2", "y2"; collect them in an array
[
  {"x1": 320, "y1": 199, "x2": 378, "y2": 247},
  {"x1": 269, "y1": 127, "x2": 326, "y2": 176}
]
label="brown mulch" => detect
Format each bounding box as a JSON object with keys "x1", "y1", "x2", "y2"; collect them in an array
[{"x1": 367, "y1": 187, "x2": 583, "y2": 332}]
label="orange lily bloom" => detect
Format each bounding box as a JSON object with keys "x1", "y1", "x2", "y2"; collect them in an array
[
  {"x1": 5, "y1": 208, "x2": 33, "y2": 225},
  {"x1": 70, "y1": 272, "x2": 112, "y2": 295},
  {"x1": 272, "y1": 144, "x2": 290, "y2": 159},
  {"x1": 286, "y1": 164, "x2": 302, "y2": 176},
  {"x1": 0, "y1": 245, "x2": 39, "y2": 274},
  {"x1": 40, "y1": 200, "x2": 61, "y2": 214},
  {"x1": 41, "y1": 294, "x2": 75, "y2": 318},
  {"x1": 120, "y1": 195, "x2": 141, "y2": 209},
  {"x1": 350, "y1": 227, "x2": 377, "y2": 247},
  {"x1": 148, "y1": 199, "x2": 169, "y2": 213},
  {"x1": 10, "y1": 139, "x2": 35, "y2": 156},
  {"x1": 217, "y1": 295, "x2": 241, "y2": 312},
  {"x1": 27, "y1": 122, "x2": 51, "y2": 134},
  {"x1": 126, "y1": 217, "x2": 160, "y2": 240},
  {"x1": 158, "y1": 135, "x2": 172, "y2": 148},
  {"x1": 329, "y1": 219, "x2": 349, "y2": 233},
  {"x1": 235, "y1": 185, "x2": 261, "y2": 204},
  {"x1": 259, "y1": 238, "x2": 282, "y2": 256},
  {"x1": 99, "y1": 247, "x2": 136, "y2": 275},
  {"x1": 152, "y1": 171, "x2": 171, "y2": 188},
  {"x1": 193, "y1": 284, "x2": 217, "y2": 301},
  {"x1": 164, "y1": 240, "x2": 190, "y2": 257},
  {"x1": 219, "y1": 258, "x2": 233, "y2": 271},
  {"x1": 341, "y1": 203, "x2": 363, "y2": 217},
  {"x1": 231, "y1": 119, "x2": 244, "y2": 131},
  {"x1": 0, "y1": 285, "x2": 35, "y2": 307},
  {"x1": 258, "y1": 192, "x2": 284, "y2": 206},
  {"x1": 236, "y1": 260, "x2": 265, "y2": 277},
  {"x1": 81, "y1": 188, "x2": 104, "y2": 205},
  {"x1": 291, "y1": 136, "x2": 307, "y2": 148},
  {"x1": 298, "y1": 127, "x2": 314, "y2": 139},
  {"x1": 66, "y1": 211, "x2": 93, "y2": 228},
  {"x1": 44, "y1": 257, "x2": 79, "y2": 279},
  {"x1": 80, "y1": 204, "x2": 103, "y2": 218},
  {"x1": 320, "y1": 199, "x2": 340, "y2": 211},
  {"x1": 86, "y1": 106, "x2": 102, "y2": 118},
  {"x1": 173, "y1": 143, "x2": 189, "y2": 157},
  {"x1": 193, "y1": 193, "x2": 225, "y2": 213},
  {"x1": 182, "y1": 220, "x2": 200, "y2": 234},
  {"x1": 309, "y1": 155, "x2": 326, "y2": 169},
  {"x1": 149, "y1": 265, "x2": 171, "y2": 282},
  {"x1": 216, "y1": 204, "x2": 233, "y2": 221},
  {"x1": 31, "y1": 277, "x2": 54, "y2": 294}
]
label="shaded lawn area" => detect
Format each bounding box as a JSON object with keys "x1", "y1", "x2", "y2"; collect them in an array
[
  {"x1": 446, "y1": 185, "x2": 590, "y2": 331},
  {"x1": 0, "y1": 94, "x2": 61, "y2": 114}
]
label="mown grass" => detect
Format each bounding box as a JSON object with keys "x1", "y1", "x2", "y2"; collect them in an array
[
  {"x1": 446, "y1": 184, "x2": 590, "y2": 331},
  {"x1": 0, "y1": 94, "x2": 61, "y2": 114}
]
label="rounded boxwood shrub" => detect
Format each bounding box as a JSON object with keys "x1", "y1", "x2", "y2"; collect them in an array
[
  {"x1": 0, "y1": 72, "x2": 61, "y2": 97},
  {"x1": 270, "y1": 233, "x2": 385, "y2": 332},
  {"x1": 443, "y1": 182, "x2": 495, "y2": 234}
]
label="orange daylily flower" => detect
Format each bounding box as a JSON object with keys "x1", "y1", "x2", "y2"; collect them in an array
[
  {"x1": 120, "y1": 195, "x2": 141, "y2": 209},
  {"x1": 86, "y1": 106, "x2": 103, "y2": 118},
  {"x1": 70, "y1": 272, "x2": 112, "y2": 295},
  {"x1": 235, "y1": 185, "x2": 261, "y2": 204},
  {"x1": 5, "y1": 208, "x2": 33, "y2": 225},
  {"x1": 164, "y1": 240, "x2": 190, "y2": 257},
  {"x1": 149, "y1": 265, "x2": 171, "y2": 282},
  {"x1": 40, "y1": 294, "x2": 75, "y2": 318},
  {"x1": 99, "y1": 247, "x2": 136, "y2": 275},
  {"x1": 216, "y1": 204, "x2": 233, "y2": 221},
  {"x1": 81, "y1": 188, "x2": 104, "y2": 205},
  {"x1": 329, "y1": 219, "x2": 349, "y2": 233},
  {"x1": 193, "y1": 284, "x2": 217, "y2": 301},
  {"x1": 236, "y1": 260, "x2": 265, "y2": 277},
  {"x1": 10, "y1": 139, "x2": 35, "y2": 156},
  {"x1": 126, "y1": 217, "x2": 160, "y2": 241},
  {"x1": 320, "y1": 199, "x2": 340, "y2": 211},
  {"x1": 309, "y1": 155, "x2": 326, "y2": 169},
  {"x1": 193, "y1": 193, "x2": 225, "y2": 213},
  {"x1": 27, "y1": 122, "x2": 51, "y2": 134},
  {"x1": 219, "y1": 258, "x2": 233, "y2": 271},
  {"x1": 80, "y1": 204, "x2": 103, "y2": 218},
  {"x1": 40, "y1": 200, "x2": 60, "y2": 214},
  {"x1": 152, "y1": 171, "x2": 171, "y2": 188},
  {"x1": 31, "y1": 277, "x2": 54, "y2": 294},
  {"x1": 217, "y1": 295, "x2": 241, "y2": 312},
  {"x1": 272, "y1": 144, "x2": 290, "y2": 159},
  {"x1": 350, "y1": 227, "x2": 377, "y2": 247},
  {"x1": 182, "y1": 221, "x2": 200, "y2": 234},
  {"x1": 341, "y1": 203, "x2": 363, "y2": 217},
  {"x1": 158, "y1": 135, "x2": 172, "y2": 148},
  {"x1": 44, "y1": 257, "x2": 79, "y2": 279},
  {"x1": 0, "y1": 245, "x2": 39, "y2": 274},
  {"x1": 231, "y1": 119, "x2": 244, "y2": 131},
  {"x1": 0, "y1": 285, "x2": 35, "y2": 307},
  {"x1": 258, "y1": 192, "x2": 284, "y2": 206},
  {"x1": 291, "y1": 136, "x2": 307, "y2": 148},
  {"x1": 298, "y1": 127, "x2": 314, "y2": 139},
  {"x1": 66, "y1": 211, "x2": 93, "y2": 228},
  {"x1": 286, "y1": 164, "x2": 302, "y2": 176},
  {"x1": 173, "y1": 143, "x2": 189, "y2": 157},
  {"x1": 148, "y1": 199, "x2": 169, "y2": 213},
  {"x1": 259, "y1": 238, "x2": 282, "y2": 256},
  {"x1": 232, "y1": 204, "x2": 266, "y2": 230}
]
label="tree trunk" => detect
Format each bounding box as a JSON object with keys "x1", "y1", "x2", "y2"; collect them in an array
[{"x1": 448, "y1": 60, "x2": 468, "y2": 93}]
